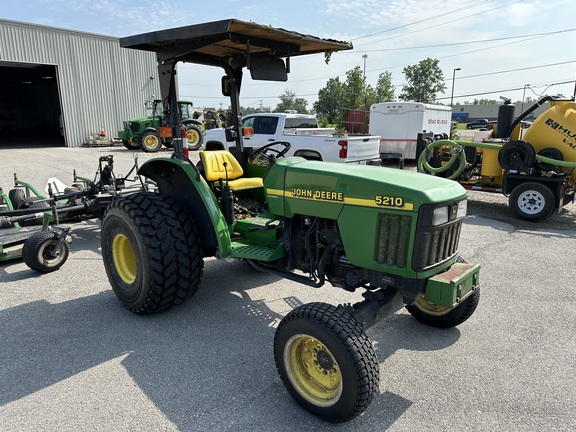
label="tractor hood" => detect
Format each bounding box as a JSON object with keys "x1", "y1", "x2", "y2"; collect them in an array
[{"x1": 264, "y1": 158, "x2": 467, "y2": 218}]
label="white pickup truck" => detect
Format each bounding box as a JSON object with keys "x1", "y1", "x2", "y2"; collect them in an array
[{"x1": 203, "y1": 113, "x2": 381, "y2": 164}]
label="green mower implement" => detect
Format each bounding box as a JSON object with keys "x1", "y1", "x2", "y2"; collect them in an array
[{"x1": 0, "y1": 192, "x2": 70, "y2": 272}]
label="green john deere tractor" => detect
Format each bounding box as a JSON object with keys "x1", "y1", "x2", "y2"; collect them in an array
[
  {"x1": 101, "y1": 19, "x2": 481, "y2": 423},
  {"x1": 118, "y1": 99, "x2": 203, "y2": 152}
]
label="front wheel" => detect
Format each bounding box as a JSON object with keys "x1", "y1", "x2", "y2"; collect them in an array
[
  {"x1": 509, "y1": 182, "x2": 556, "y2": 221},
  {"x1": 406, "y1": 288, "x2": 480, "y2": 328},
  {"x1": 185, "y1": 124, "x2": 203, "y2": 150},
  {"x1": 122, "y1": 138, "x2": 139, "y2": 150},
  {"x1": 22, "y1": 231, "x2": 70, "y2": 272},
  {"x1": 139, "y1": 131, "x2": 162, "y2": 153},
  {"x1": 274, "y1": 302, "x2": 379, "y2": 423},
  {"x1": 100, "y1": 193, "x2": 204, "y2": 314}
]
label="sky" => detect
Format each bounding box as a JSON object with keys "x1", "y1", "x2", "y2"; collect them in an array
[{"x1": 1, "y1": 0, "x2": 575, "y2": 112}]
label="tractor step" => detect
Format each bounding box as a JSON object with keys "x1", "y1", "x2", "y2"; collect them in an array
[
  {"x1": 230, "y1": 240, "x2": 284, "y2": 261},
  {"x1": 233, "y1": 214, "x2": 281, "y2": 246}
]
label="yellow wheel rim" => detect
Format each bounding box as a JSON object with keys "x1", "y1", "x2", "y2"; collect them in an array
[
  {"x1": 112, "y1": 234, "x2": 137, "y2": 284},
  {"x1": 414, "y1": 295, "x2": 452, "y2": 316},
  {"x1": 143, "y1": 134, "x2": 159, "y2": 150},
  {"x1": 187, "y1": 129, "x2": 200, "y2": 146},
  {"x1": 284, "y1": 334, "x2": 342, "y2": 407}
]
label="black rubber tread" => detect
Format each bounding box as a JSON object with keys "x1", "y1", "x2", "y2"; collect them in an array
[
  {"x1": 274, "y1": 302, "x2": 379, "y2": 423},
  {"x1": 22, "y1": 231, "x2": 69, "y2": 273},
  {"x1": 18, "y1": 197, "x2": 51, "y2": 226},
  {"x1": 8, "y1": 188, "x2": 26, "y2": 209},
  {"x1": 100, "y1": 192, "x2": 204, "y2": 314},
  {"x1": 509, "y1": 182, "x2": 556, "y2": 221},
  {"x1": 406, "y1": 288, "x2": 480, "y2": 328}
]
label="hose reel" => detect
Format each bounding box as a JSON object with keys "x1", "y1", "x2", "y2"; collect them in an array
[{"x1": 497, "y1": 140, "x2": 535, "y2": 172}]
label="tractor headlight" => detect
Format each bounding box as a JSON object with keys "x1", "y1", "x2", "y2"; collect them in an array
[
  {"x1": 456, "y1": 200, "x2": 467, "y2": 219},
  {"x1": 431, "y1": 206, "x2": 449, "y2": 226},
  {"x1": 430, "y1": 200, "x2": 467, "y2": 227}
]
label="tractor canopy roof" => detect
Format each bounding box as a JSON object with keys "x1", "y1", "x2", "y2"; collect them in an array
[{"x1": 119, "y1": 18, "x2": 352, "y2": 69}]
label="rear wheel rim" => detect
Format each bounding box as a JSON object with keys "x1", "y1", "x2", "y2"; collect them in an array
[
  {"x1": 284, "y1": 334, "x2": 342, "y2": 407},
  {"x1": 112, "y1": 234, "x2": 137, "y2": 284}
]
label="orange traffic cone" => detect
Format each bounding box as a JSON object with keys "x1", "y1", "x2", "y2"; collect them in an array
[{"x1": 99, "y1": 125, "x2": 106, "y2": 137}]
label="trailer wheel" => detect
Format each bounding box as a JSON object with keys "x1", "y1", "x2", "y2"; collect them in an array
[
  {"x1": 274, "y1": 302, "x2": 379, "y2": 423},
  {"x1": 100, "y1": 192, "x2": 203, "y2": 314},
  {"x1": 509, "y1": 182, "x2": 555, "y2": 221},
  {"x1": 139, "y1": 131, "x2": 162, "y2": 153},
  {"x1": 185, "y1": 124, "x2": 203, "y2": 150},
  {"x1": 406, "y1": 288, "x2": 480, "y2": 328},
  {"x1": 22, "y1": 231, "x2": 70, "y2": 273}
]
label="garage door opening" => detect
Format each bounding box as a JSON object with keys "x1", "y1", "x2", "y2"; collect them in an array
[{"x1": 0, "y1": 63, "x2": 64, "y2": 147}]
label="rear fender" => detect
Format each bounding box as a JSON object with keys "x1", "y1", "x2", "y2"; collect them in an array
[{"x1": 138, "y1": 158, "x2": 231, "y2": 257}]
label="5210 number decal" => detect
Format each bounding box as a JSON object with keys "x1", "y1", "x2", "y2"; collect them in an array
[{"x1": 375, "y1": 195, "x2": 404, "y2": 207}]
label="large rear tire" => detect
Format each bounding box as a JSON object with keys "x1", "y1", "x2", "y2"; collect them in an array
[
  {"x1": 100, "y1": 192, "x2": 204, "y2": 314},
  {"x1": 22, "y1": 231, "x2": 70, "y2": 273},
  {"x1": 274, "y1": 302, "x2": 379, "y2": 423}
]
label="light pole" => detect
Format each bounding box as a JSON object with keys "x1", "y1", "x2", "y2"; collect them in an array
[
  {"x1": 362, "y1": 54, "x2": 368, "y2": 133},
  {"x1": 521, "y1": 84, "x2": 530, "y2": 114},
  {"x1": 450, "y1": 68, "x2": 461, "y2": 108}
]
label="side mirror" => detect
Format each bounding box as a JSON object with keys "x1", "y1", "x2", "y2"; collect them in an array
[
  {"x1": 221, "y1": 76, "x2": 231, "y2": 97},
  {"x1": 225, "y1": 127, "x2": 237, "y2": 142}
]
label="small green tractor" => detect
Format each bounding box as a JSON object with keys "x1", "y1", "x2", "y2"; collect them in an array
[
  {"x1": 118, "y1": 99, "x2": 203, "y2": 152},
  {"x1": 102, "y1": 20, "x2": 481, "y2": 423}
]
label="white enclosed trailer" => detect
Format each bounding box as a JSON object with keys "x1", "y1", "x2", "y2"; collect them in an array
[{"x1": 369, "y1": 102, "x2": 452, "y2": 159}]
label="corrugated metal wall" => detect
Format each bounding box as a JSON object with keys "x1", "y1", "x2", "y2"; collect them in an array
[{"x1": 0, "y1": 19, "x2": 160, "y2": 147}]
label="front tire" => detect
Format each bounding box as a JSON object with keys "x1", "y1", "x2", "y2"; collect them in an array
[
  {"x1": 139, "y1": 131, "x2": 162, "y2": 153},
  {"x1": 22, "y1": 231, "x2": 70, "y2": 272},
  {"x1": 122, "y1": 138, "x2": 140, "y2": 150},
  {"x1": 185, "y1": 124, "x2": 203, "y2": 150},
  {"x1": 274, "y1": 302, "x2": 379, "y2": 423},
  {"x1": 509, "y1": 182, "x2": 555, "y2": 221},
  {"x1": 100, "y1": 193, "x2": 204, "y2": 314},
  {"x1": 406, "y1": 288, "x2": 480, "y2": 328}
]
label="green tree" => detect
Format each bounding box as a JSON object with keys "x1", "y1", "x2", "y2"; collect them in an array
[
  {"x1": 341, "y1": 66, "x2": 366, "y2": 110},
  {"x1": 375, "y1": 71, "x2": 395, "y2": 102},
  {"x1": 313, "y1": 77, "x2": 342, "y2": 124},
  {"x1": 399, "y1": 58, "x2": 446, "y2": 103},
  {"x1": 275, "y1": 90, "x2": 308, "y2": 113}
]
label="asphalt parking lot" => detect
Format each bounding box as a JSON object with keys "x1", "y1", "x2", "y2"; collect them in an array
[{"x1": 1, "y1": 145, "x2": 575, "y2": 431}]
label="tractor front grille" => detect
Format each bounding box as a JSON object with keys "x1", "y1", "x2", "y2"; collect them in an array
[
  {"x1": 412, "y1": 220, "x2": 462, "y2": 271},
  {"x1": 130, "y1": 122, "x2": 140, "y2": 133},
  {"x1": 376, "y1": 213, "x2": 412, "y2": 268}
]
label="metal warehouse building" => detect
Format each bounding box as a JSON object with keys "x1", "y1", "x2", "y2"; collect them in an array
[{"x1": 0, "y1": 19, "x2": 160, "y2": 147}]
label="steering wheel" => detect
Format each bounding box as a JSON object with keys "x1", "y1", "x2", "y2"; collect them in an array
[{"x1": 248, "y1": 141, "x2": 291, "y2": 167}]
